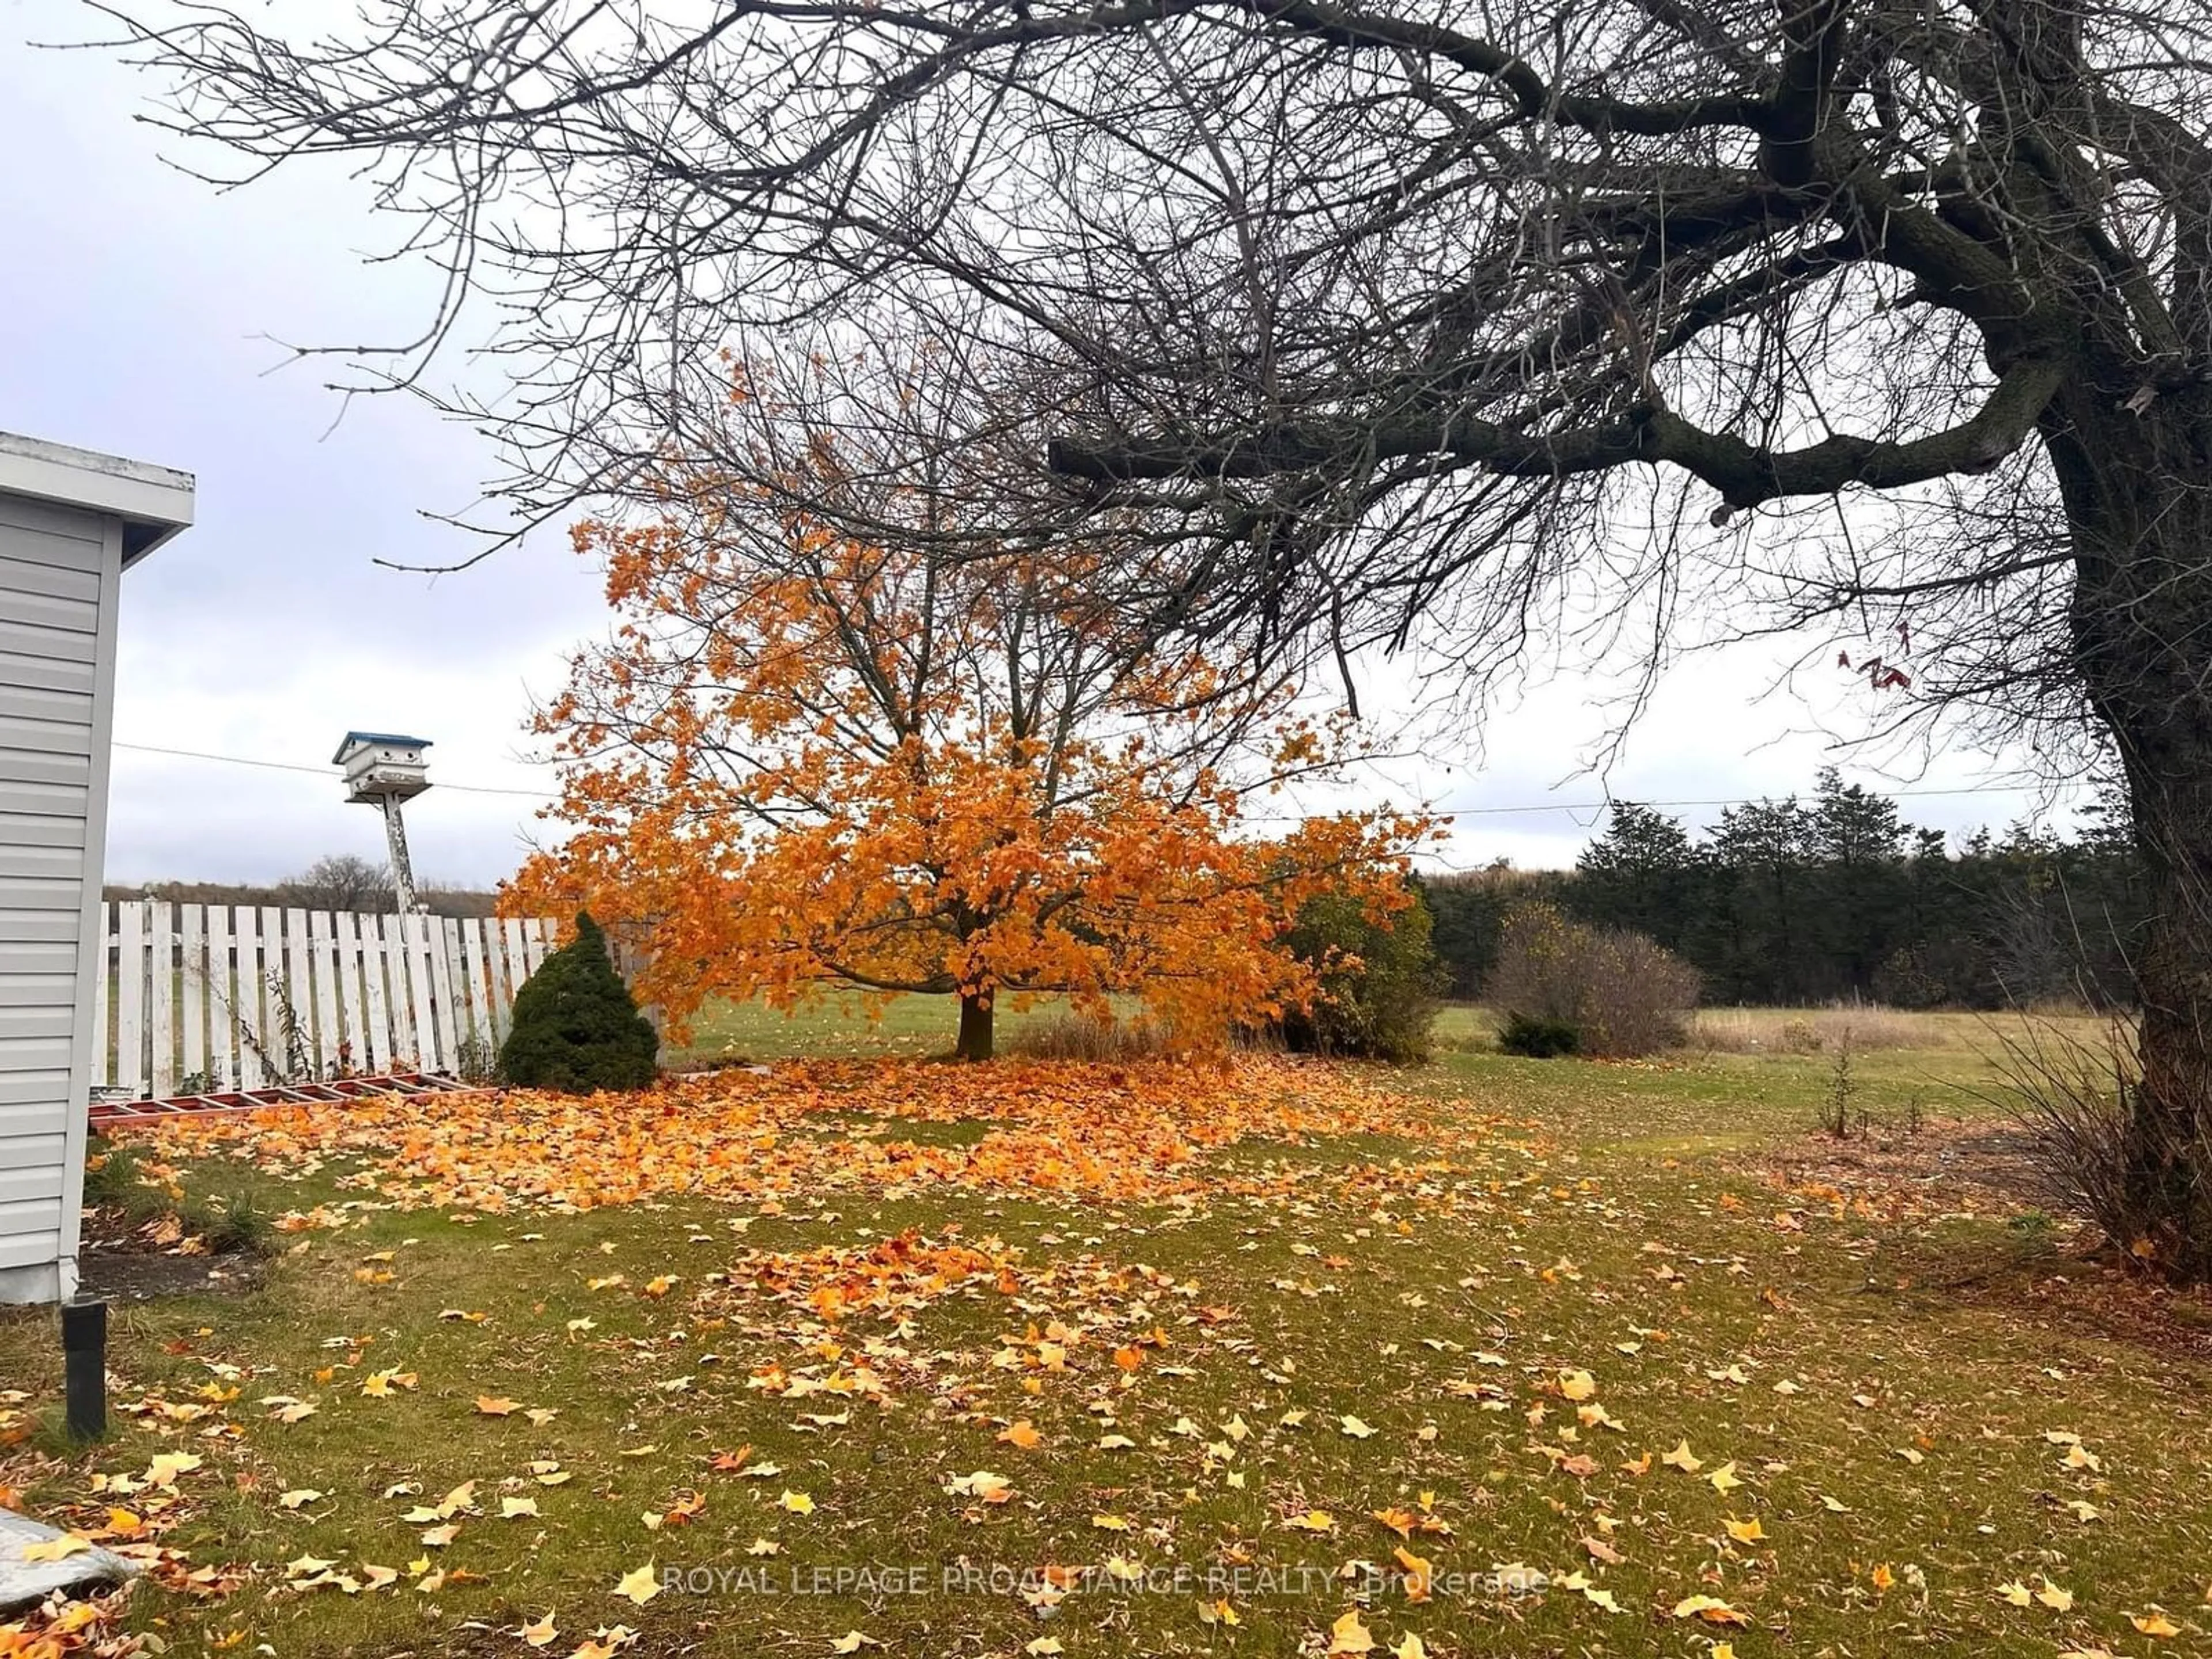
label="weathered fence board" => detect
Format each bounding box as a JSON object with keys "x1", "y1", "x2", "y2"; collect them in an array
[
  {"x1": 115, "y1": 902, "x2": 143, "y2": 1097},
  {"x1": 236, "y1": 907, "x2": 266, "y2": 1090},
  {"x1": 395, "y1": 912, "x2": 431, "y2": 1070},
  {"x1": 360, "y1": 913, "x2": 390, "y2": 1073},
  {"x1": 149, "y1": 900, "x2": 175, "y2": 1098},
  {"x1": 203, "y1": 904, "x2": 234, "y2": 1089},
  {"x1": 459, "y1": 918, "x2": 489, "y2": 1049},
  {"x1": 308, "y1": 909, "x2": 338, "y2": 1076},
  {"x1": 181, "y1": 904, "x2": 206, "y2": 1089},
  {"x1": 92, "y1": 900, "x2": 559, "y2": 1099},
  {"x1": 90, "y1": 916, "x2": 110, "y2": 1090}
]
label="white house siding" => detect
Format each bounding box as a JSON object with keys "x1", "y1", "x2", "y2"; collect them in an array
[{"x1": 0, "y1": 494, "x2": 118, "y2": 1304}]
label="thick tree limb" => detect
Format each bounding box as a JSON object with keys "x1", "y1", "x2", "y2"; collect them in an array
[{"x1": 1051, "y1": 352, "x2": 2071, "y2": 510}]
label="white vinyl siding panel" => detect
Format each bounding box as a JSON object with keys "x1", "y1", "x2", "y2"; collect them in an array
[
  {"x1": 0, "y1": 877, "x2": 88, "y2": 911},
  {"x1": 0, "y1": 751, "x2": 90, "y2": 791},
  {"x1": 0, "y1": 501, "x2": 111, "y2": 1302},
  {"x1": 0, "y1": 494, "x2": 106, "y2": 553},
  {"x1": 0, "y1": 623, "x2": 97, "y2": 665},
  {"x1": 0, "y1": 1229, "x2": 61, "y2": 1271},
  {"x1": 0, "y1": 1195, "x2": 64, "y2": 1235},
  {"x1": 0, "y1": 1070, "x2": 73, "y2": 1108},
  {"x1": 0, "y1": 910, "x2": 85, "y2": 944},
  {"x1": 0, "y1": 712, "x2": 96, "y2": 756},
  {"x1": 0, "y1": 653, "x2": 97, "y2": 696},
  {"x1": 0, "y1": 558, "x2": 101, "y2": 605},
  {"x1": 0, "y1": 982, "x2": 76, "y2": 1014},
  {"x1": 0, "y1": 843, "x2": 86, "y2": 881},
  {"x1": 0, "y1": 812, "x2": 86, "y2": 850},
  {"x1": 0, "y1": 1164, "x2": 63, "y2": 1206},
  {"x1": 0, "y1": 1112, "x2": 64, "y2": 1161}
]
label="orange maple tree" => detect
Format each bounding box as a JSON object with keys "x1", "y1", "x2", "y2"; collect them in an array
[{"x1": 509, "y1": 361, "x2": 1428, "y2": 1058}]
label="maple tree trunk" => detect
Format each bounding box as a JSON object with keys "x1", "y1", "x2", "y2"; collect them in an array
[
  {"x1": 955, "y1": 993, "x2": 994, "y2": 1062},
  {"x1": 2059, "y1": 409, "x2": 2212, "y2": 1278},
  {"x1": 2100, "y1": 698, "x2": 2212, "y2": 1278},
  {"x1": 2122, "y1": 813, "x2": 2212, "y2": 1278}
]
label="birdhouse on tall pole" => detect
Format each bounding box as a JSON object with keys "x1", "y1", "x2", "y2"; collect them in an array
[{"x1": 333, "y1": 732, "x2": 433, "y2": 912}]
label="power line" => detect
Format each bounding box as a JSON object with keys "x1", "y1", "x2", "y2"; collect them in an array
[
  {"x1": 1244, "y1": 779, "x2": 2088, "y2": 826},
  {"x1": 1420, "y1": 780, "x2": 2086, "y2": 820},
  {"x1": 113, "y1": 737, "x2": 2078, "y2": 820},
  {"x1": 111, "y1": 740, "x2": 555, "y2": 798}
]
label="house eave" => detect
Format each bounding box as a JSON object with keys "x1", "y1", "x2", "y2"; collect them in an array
[{"x1": 0, "y1": 431, "x2": 195, "y2": 567}]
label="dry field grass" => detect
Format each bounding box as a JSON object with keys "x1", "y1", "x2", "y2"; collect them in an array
[{"x1": 1684, "y1": 1002, "x2": 2119, "y2": 1056}]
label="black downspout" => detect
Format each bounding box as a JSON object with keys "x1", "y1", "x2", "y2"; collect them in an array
[{"x1": 61, "y1": 1295, "x2": 107, "y2": 1441}]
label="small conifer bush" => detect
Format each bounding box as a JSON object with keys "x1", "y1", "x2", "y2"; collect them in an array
[{"x1": 497, "y1": 911, "x2": 660, "y2": 1093}]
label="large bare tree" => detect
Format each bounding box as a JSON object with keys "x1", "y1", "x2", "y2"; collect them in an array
[{"x1": 92, "y1": 0, "x2": 2212, "y2": 1271}]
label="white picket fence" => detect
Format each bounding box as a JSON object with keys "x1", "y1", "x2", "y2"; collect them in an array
[{"x1": 93, "y1": 900, "x2": 559, "y2": 1099}]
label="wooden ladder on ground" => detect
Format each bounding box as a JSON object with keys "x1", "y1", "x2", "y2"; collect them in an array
[{"x1": 88, "y1": 1071, "x2": 495, "y2": 1126}]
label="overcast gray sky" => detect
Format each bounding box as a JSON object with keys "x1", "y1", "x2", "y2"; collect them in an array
[{"x1": 1, "y1": 10, "x2": 2090, "y2": 887}]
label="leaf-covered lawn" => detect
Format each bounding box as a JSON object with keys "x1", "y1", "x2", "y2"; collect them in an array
[{"x1": 5, "y1": 1027, "x2": 2209, "y2": 1659}]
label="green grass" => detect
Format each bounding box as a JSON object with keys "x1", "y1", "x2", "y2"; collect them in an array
[
  {"x1": 5, "y1": 1006, "x2": 2207, "y2": 1657},
  {"x1": 673, "y1": 990, "x2": 1107, "y2": 1060}
]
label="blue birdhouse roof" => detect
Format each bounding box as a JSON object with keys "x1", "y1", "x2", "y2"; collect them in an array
[{"x1": 332, "y1": 731, "x2": 434, "y2": 764}]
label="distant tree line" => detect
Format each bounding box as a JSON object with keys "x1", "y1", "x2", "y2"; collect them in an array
[
  {"x1": 1421, "y1": 771, "x2": 2143, "y2": 1010},
  {"x1": 107, "y1": 854, "x2": 500, "y2": 919}
]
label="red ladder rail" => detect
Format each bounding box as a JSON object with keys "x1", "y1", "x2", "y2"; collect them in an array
[{"x1": 89, "y1": 1071, "x2": 497, "y2": 1126}]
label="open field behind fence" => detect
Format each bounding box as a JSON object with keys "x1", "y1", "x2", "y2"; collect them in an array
[
  {"x1": 674, "y1": 994, "x2": 2123, "y2": 1074},
  {"x1": 1682, "y1": 1002, "x2": 2118, "y2": 1055}
]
